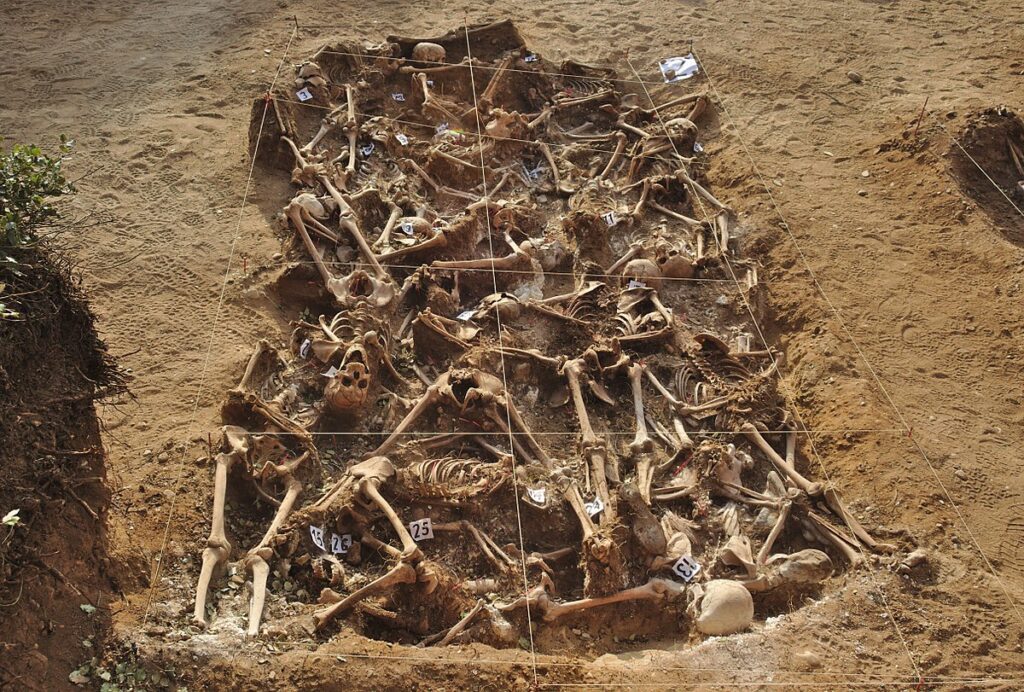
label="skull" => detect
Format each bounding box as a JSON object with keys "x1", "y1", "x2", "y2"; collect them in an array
[
  {"x1": 693, "y1": 579, "x2": 754, "y2": 636},
  {"x1": 411, "y1": 42, "x2": 446, "y2": 64},
  {"x1": 655, "y1": 241, "x2": 695, "y2": 279},
  {"x1": 663, "y1": 117, "x2": 698, "y2": 151},
  {"x1": 324, "y1": 356, "x2": 370, "y2": 414},
  {"x1": 296, "y1": 61, "x2": 327, "y2": 88},
  {"x1": 621, "y1": 258, "x2": 663, "y2": 291},
  {"x1": 476, "y1": 292, "x2": 522, "y2": 322}
]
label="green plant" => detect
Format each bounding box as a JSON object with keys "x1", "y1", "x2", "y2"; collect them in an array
[
  {"x1": 0, "y1": 136, "x2": 74, "y2": 319},
  {"x1": 1, "y1": 136, "x2": 74, "y2": 248}
]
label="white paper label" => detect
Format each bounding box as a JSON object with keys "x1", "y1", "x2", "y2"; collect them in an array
[
  {"x1": 627, "y1": 279, "x2": 646, "y2": 289},
  {"x1": 601, "y1": 211, "x2": 618, "y2": 227},
  {"x1": 392, "y1": 92, "x2": 405, "y2": 102},
  {"x1": 585, "y1": 497, "x2": 604, "y2": 518},
  {"x1": 309, "y1": 525, "x2": 326, "y2": 551},
  {"x1": 330, "y1": 533, "x2": 353, "y2": 555},
  {"x1": 524, "y1": 54, "x2": 538, "y2": 63},
  {"x1": 360, "y1": 143, "x2": 375, "y2": 157},
  {"x1": 299, "y1": 338, "x2": 311, "y2": 358},
  {"x1": 395, "y1": 133, "x2": 409, "y2": 145},
  {"x1": 671, "y1": 555, "x2": 701, "y2": 582},
  {"x1": 400, "y1": 221, "x2": 415, "y2": 236},
  {"x1": 456, "y1": 310, "x2": 475, "y2": 321},
  {"x1": 409, "y1": 517, "x2": 433, "y2": 541},
  {"x1": 522, "y1": 163, "x2": 544, "y2": 181},
  {"x1": 426, "y1": 79, "x2": 435, "y2": 87},
  {"x1": 693, "y1": 141, "x2": 704, "y2": 153},
  {"x1": 436, "y1": 122, "x2": 449, "y2": 134},
  {"x1": 296, "y1": 88, "x2": 313, "y2": 102},
  {"x1": 659, "y1": 55, "x2": 699, "y2": 83},
  {"x1": 323, "y1": 365, "x2": 339, "y2": 378},
  {"x1": 527, "y1": 487, "x2": 546, "y2": 504}
]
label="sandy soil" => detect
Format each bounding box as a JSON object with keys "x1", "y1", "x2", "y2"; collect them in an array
[{"x1": 2, "y1": 0, "x2": 1023, "y2": 688}]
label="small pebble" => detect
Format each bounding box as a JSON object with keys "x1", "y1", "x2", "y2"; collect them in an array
[
  {"x1": 847, "y1": 70, "x2": 862, "y2": 83},
  {"x1": 861, "y1": 170, "x2": 870, "y2": 177},
  {"x1": 857, "y1": 189, "x2": 867, "y2": 196}
]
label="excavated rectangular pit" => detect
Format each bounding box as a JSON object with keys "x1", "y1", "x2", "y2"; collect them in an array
[{"x1": 185, "y1": 20, "x2": 890, "y2": 655}]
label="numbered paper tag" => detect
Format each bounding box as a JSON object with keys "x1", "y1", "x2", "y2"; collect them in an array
[
  {"x1": 322, "y1": 365, "x2": 339, "y2": 378},
  {"x1": 527, "y1": 487, "x2": 546, "y2": 504},
  {"x1": 456, "y1": 309, "x2": 476, "y2": 321},
  {"x1": 400, "y1": 221, "x2": 415, "y2": 236},
  {"x1": 671, "y1": 555, "x2": 701, "y2": 582},
  {"x1": 524, "y1": 54, "x2": 538, "y2": 63},
  {"x1": 601, "y1": 211, "x2": 618, "y2": 227},
  {"x1": 435, "y1": 122, "x2": 449, "y2": 135},
  {"x1": 296, "y1": 87, "x2": 313, "y2": 102},
  {"x1": 584, "y1": 497, "x2": 604, "y2": 518},
  {"x1": 409, "y1": 517, "x2": 434, "y2": 541},
  {"x1": 627, "y1": 279, "x2": 646, "y2": 289},
  {"x1": 360, "y1": 142, "x2": 375, "y2": 157},
  {"x1": 299, "y1": 338, "x2": 311, "y2": 358},
  {"x1": 309, "y1": 525, "x2": 326, "y2": 551},
  {"x1": 391, "y1": 92, "x2": 406, "y2": 102},
  {"x1": 395, "y1": 133, "x2": 409, "y2": 146},
  {"x1": 426, "y1": 79, "x2": 435, "y2": 87},
  {"x1": 693, "y1": 141, "x2": 704, "y2": 153},
  {"x1": 330, "y1": 533, "x2": 353, "y2": 555}
]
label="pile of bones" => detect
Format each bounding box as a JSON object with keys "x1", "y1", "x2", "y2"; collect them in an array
[{"x1": 190, "y1": 21, "x2": 894, "y2": 649}]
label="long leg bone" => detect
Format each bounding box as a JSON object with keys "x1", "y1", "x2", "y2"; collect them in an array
[
  {"x1": 627, "y1": 363, "x2": 653, "y2": 456},
  {"x1": 318, "y1": 174, "x2": 386, "y2": 278},
  {"x1": 192, "y1": 427, "x2": 250, "y2": 628},
  {"x1": 561, "y1": 358, "x2": 615, "y2": 523},
  {"x1": 541, "y1": 578, "x2": 685, "y2": 622},
  {"x1": 243, "y1": 451, "x2": 309, "y2": 637},
  {"x1": 343, "y1": 85, "x2": 358, "y2": 180},
  {"x1": 741, "y1": 423, "x2": 823, "y2": 496},
  {"x1": 353, "y1": 457, "x2": 423, "y2": 561},
  {"x1": 314, "y1": 561, "x2": 418, "y2": 631}
]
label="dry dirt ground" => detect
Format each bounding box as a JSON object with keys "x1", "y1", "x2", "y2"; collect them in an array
[{"x1": 2, "y1": 0, "x2": 1023, "y2": 689}]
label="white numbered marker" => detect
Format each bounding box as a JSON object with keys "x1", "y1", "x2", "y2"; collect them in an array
[
  {"x1": 584, "y1": 497, "x2": 604, "y2": 518},
  {"x1": 426, "y1": 79, "x2": 435, "y2": 87},
  {"x1": 436, "y1": 122, "x2": 449, "y2": 134},
  {"x1": 395, "y1": 133, "x2": 409, "y2": 146},
  {"x1": 409, "y1": 517, "x2": 434, "y2": 541},
  {"x1": 299, "y1": 338, "x2": 311, "y2": 358},
  {"x1": 330, "y1": 533, "x2": 353, "y2": 555},
  {"x1": 627, "y1": 279, "x2": 646, "y2": 290},
  {"x1": 456, "y1": 309, "x2": 475, "y2": 321},
  {"x1": 671, "y1": 555, "x2": 701, "y2": 582},
  {"x1": 322, "y1": 365, "x2": 339, "y2": 378},
  {"x1": 693, "y1": 141, "x2": 704, "y2": 153},
  {"x1": 360, "y1": 143, "x2": 375, "y2": 157},
  {"x1": 296, "y1": 88, "x2": 313, "y2": 102},
  {"x1": 524, "y1": 54, "x2": 538, "y2": 63},
  {"x1": 391, "y1": 92, "x2": 405, "y2": 102},
  {"x1": 527, "y1": 487, "x2": 546, "y2": 504},
  {"x1": 601, "y1": 211, "x2": 618, "y2": 227},
  {"x1": 309, "y1": 525, "x2": 326, "y2": 551},
  {"x1": 400, "y1": 221, "x2": 415, "y2": 236}
]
